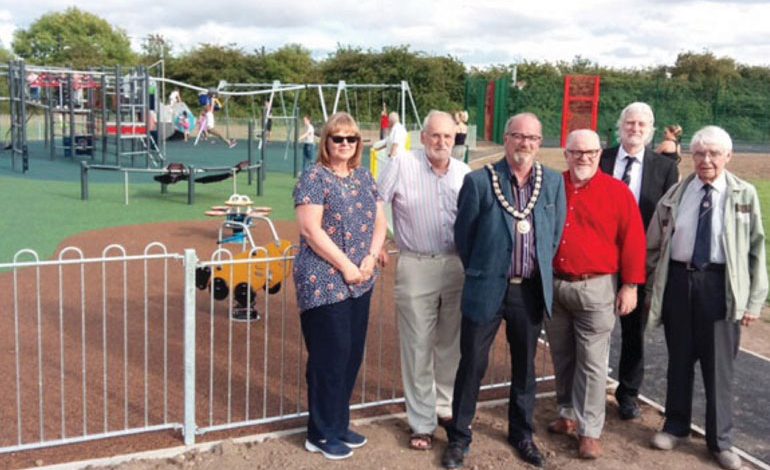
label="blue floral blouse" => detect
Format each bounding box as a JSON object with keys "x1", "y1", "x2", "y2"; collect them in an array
[{"x1": 293, "y1": 164, "x2": 381, "y2": 312}]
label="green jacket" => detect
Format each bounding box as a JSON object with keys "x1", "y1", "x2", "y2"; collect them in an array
[{"x1": 646, "y1": 171, "x2": 768, "y2": 327}]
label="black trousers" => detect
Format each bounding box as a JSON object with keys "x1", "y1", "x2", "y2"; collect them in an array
[
  {"x1": 447, "y1": 279, "x2": 544, "y2": 447},
  {"x1": 615, "y1": 289, "x2": 648, "y2": 401},
  {"x1": 661, "y1": 262, "x2": 739, "y2": 452},
  {"x1": 301, "y1": 289, "x2": 372, "y2": 442}
]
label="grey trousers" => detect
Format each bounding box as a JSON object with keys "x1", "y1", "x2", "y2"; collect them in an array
[
  {"x1": 661, "y1": 262, "x2": 739, "y2": 452},
  {"x1": 546, "y1": 274, "x2": 616, "y2": 438},
  {"x1": 395, "y1": 252, "x2": 464, "y2": 434}
]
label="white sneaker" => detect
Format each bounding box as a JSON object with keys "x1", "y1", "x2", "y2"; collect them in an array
[
  {"x1": 713, "y1": 450, "x2": 741, "y2": 470},
  {"x1": 650, "y1": 431, "x2": 684, "y2": 450},
  {"x1": 305, "y1": 438, "x2": 353, "y2": 460}
]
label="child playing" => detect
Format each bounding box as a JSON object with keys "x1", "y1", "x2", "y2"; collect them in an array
[{"x1": 179, "y1": 111, "x2": 191, "y2": 142}]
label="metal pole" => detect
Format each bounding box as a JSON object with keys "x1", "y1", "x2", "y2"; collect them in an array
[
  {"x1": 8, "y1": 60, "x2": 16, "y2": 172},
  {"x1": 124, "y1": 171, "x2": 129, "y2": 205},
  {"x1": 401, "y1": 80, "x2": 407, "y2": 128},
  {"x1": 332, "y1": 81, "x2": 344, "y2": 115},
  {"x1": 50, "y1": 86, "x2": 57, "y2": 161},
  {"x1": 257, "y1": 163, "x2": 263, "y2": 196},
  {"x1": 261, "y1": 123, "x2": 267, "y2": 183},
  {"x1": 9, "y1": 60, "x2": 16, "y2": 170},
  {"x1": 187, "y1": 166, "x2": 195, "y2": 205},
  {"x1": 68, "y1": 74, "x2": 75, "y2": 159},
  {"x1": 405, "y1": 81, "x2": 422, "y2": 130},
  {"x1": 115, "y1": 66, "x2": 122, "y2": 165},
  {"x1": 247, "y1": 120, "x2": 254, "y2": 186},
  {"x1": 100, "y1": 73, "x2": 107, "y2": 163},
  {"x1": 293, "y1": 106, "x2": 299, "y2": 178},
  {"x1": 20, "y1": 61, "x2": 28, "y2": 173},
  {"x1": 317, "y1": 85, "x2": 328, "y2": 122},
  {"x1": 182, "y1": 249, "x2": 197, "y2": 446},
  {"x1": 143, "y1": 66, "x2": 150, "y2": 168},
  {"x1": 224, "y1": 95, "x2": 231, "y2": 140},
  {"x1": 160, "y1": 57, "x2": 166, "y2": 158},
  {"x1": 80, "y1": 161, "x2": 89, "y2": 200}
]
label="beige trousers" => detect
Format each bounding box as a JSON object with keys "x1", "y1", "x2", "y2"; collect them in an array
[
  {"x1": 546, "y1": 274, "x2": 617, "y2": 438},
  {"x1": 395, "y1": 252, "x2": 464, "y2": 434}
]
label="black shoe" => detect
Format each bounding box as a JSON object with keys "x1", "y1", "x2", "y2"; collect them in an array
[
  {"x1": 441, "y1": 444, "x2": 467, "y2": 469},
  {"x1": 512, "y1": 439, "x2": 544, "y2": 467},
  {"x1": 231, "y1": 308, "x2": 260, "y2": 322},
  {"x1": 618, "y1": 398, "x2": 641, "y2": 420}
]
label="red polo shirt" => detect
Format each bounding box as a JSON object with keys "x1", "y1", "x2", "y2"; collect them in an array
[{"x1": 554, "y1": 171, "x2": 646, "y2": 284}]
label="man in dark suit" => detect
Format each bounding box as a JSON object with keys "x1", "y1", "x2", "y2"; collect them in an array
[
  {"x1": 599, "y1": 102, "x2": 679, "y2": 419},
  {"x1": 441, "y1": 113, "x2": 566, "y2": 469}
]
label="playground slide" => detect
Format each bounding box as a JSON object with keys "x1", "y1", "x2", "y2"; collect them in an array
[{"x1": 161, "y1": 103, "x2": 196, "y2": 139}]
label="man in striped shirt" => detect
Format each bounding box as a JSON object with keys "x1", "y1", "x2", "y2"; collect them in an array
[{"x1": 378, "y1": 110, "x2": 471, "y2": 451}]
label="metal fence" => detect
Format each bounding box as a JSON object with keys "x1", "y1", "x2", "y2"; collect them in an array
[{"x1": 0, "y1": 242, "x2": 552, "y2": 454}]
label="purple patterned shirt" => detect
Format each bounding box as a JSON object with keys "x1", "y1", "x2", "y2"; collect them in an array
[
  {"x1": 507, "y1": 169, "x2": 538, "y2": 279},
  {"x1": 293, "y1": 164, "x2": 381, "y2": 312}
]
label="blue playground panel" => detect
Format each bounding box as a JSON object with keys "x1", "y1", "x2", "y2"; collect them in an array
[{"x1": 0, "y1": 139, "x2": 373, "y2": 184}]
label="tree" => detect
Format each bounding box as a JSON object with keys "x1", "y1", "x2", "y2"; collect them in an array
[
  {"x1": 12, "y1": 7, "x2": 134, "y2": 67},
  {"x1": 0, "y1": 41, "x2": 12, "y2": 63},
  {"x1": 141, "y1": 34, "x2": 173, "y2": 63},
  {"x1": 171, "y1": 44, "x2": 254, "y2": 88},
  {"x1": 263, "y1": 44, "x2": 318, "y2": 83},
  {"x1": 671, "y1": 51, "x2": 739, "y2": 86}
]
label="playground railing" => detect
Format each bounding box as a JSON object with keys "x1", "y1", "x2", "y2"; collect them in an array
[{"x1": 0, "y1": 243, "x2": 554, "y2": 454}]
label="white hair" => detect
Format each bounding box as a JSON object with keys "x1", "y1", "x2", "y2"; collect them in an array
[
  {"x1": 388, "y1": 111, "x2": 400, "y2": 124},
  {"x1": 565, "y1": 129, "x2": 600, "y2": 149},
  {"x1": 422, "y1": 110, "x2": 454, "y2": 129},
  {"x1": 616, "y1": 102, "x2": 655, "y2": 145},
  {"x1": 690, "y1": 125, "x2": 733, "y2": 153}
]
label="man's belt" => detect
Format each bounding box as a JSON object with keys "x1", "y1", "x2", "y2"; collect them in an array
[
  {"x1": 554, "y1": 272, "x2": 607, "y2": 282},
  {"x1": 399, "y1": 250, "x2": 456, "y2": 259},
  {"x1": 670, "y1": 260, "x2": 726, "y2": 272}
]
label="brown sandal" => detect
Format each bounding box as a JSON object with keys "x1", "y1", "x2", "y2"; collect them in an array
[{"x1": 409, "y1": 433, "x2": 433, "y2": 450}]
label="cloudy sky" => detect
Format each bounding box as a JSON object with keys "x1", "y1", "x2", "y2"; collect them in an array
[{"x1": 1, "y1": 0, "x2": 770, "y2": 69}]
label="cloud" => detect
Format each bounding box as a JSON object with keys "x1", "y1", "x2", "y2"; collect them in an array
[{"x1": 2, "y1": 0, "x2": 770, "y2": 68}]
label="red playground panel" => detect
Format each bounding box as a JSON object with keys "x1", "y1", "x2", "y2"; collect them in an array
[
  {"x1": 560, "y1": 75, "x2": 601, "y2": 147},
  {"x1": 106, "y1": 124, "x2": 147, "y2": 136}
]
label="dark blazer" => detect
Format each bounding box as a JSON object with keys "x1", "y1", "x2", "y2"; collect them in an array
[
  {"x1": 600, "y1": 146, "x2": 679, "y2": 229},
  {"x1": 454, "y1": 158, "x2": 566, "y2": 324}
]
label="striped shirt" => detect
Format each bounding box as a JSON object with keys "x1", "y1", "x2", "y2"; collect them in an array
[
  {"x1": 378, "y1": 150, "x2": 471, "y2": 254},
  {"x1": 507, "y1": 168, "x2": 537, "y2": 279}
]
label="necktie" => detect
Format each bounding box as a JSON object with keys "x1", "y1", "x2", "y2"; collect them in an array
[
  {"x1": 691, "y1": 184, "x2": 713, "y2": 269},
  {"x1": 621, "y1": 156, "x2": 636, "y2": 185}
]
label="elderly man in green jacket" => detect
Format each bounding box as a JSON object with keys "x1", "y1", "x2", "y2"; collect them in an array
[{"x1": 645, "y1": 125, "x2": 768, "y2": 470}]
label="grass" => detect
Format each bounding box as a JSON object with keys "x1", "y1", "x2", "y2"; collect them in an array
[
  {"x1": 0, "y1": 172, "x2": 298, "y2": 262},
  {"x1": 752, "y1": 180, "x2": 770, "y2": 276},
  {"x1": 2, "y1": 170, "x2": 770, "y2": 283}
]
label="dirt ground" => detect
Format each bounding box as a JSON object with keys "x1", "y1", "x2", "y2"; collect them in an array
[
  {"x1": 6, "y1": 146, "x2": 770, "y2": 469},
  {"x1": 88, "y1": 394, "x2": 762, "y2": 470}
]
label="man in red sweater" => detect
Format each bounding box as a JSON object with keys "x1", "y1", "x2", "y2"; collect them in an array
[{"x1": 546, "y1": 129, "x2": 646, "y2": 459}]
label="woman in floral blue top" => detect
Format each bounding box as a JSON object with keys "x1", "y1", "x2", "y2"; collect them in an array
[{"x1": 293, "y1": 112, "x2": 387, "y2": 460}]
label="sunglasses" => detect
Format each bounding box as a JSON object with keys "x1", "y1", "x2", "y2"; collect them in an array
[{"x1": 329, "y1": 135, "x2": 360, "y2": 144}]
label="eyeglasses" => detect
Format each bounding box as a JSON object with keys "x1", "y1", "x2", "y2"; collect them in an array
[
  {"x1": 692, "y1": 150, "x2": 726, "y2": 160},
  {"x1": 329, "y1": 135, "x2": 360, "y2": 144},
  {"x1": 507, "y1": 132, "x2": 542, "y2": 143},
  {"x1": 565, "y1": 149, "x2": 601, "y2": 159}
]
